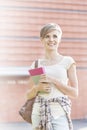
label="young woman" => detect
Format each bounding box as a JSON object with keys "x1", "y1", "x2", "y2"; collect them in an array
[{"x1": 27, "y1": 23, "x2": 78, "y2": 130}]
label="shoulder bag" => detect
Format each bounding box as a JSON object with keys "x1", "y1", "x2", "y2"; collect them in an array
[{"x1": 19, "y1": 60, "x2": 38, "y2": 123}]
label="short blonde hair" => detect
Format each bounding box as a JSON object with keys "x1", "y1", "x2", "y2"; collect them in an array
[{"x1": 40, "y1": 23, "x2": 62, "y2": 41}]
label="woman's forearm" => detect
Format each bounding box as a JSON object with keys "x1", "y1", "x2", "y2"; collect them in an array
[
  {"x1": 26, "y1": 85, "x2": 38, "y2": 99},
  {"x1": 51, "y1": 77, "x2": 78, "y2": 98}
]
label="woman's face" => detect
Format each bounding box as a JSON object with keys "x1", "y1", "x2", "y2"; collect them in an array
[{"x1": 41, "y1": 30, "x2": 61, "y2": 51}]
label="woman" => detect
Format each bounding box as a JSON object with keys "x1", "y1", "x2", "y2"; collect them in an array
[{"x1": 27, "y1": 23, "x2": 78, "y2": 130}]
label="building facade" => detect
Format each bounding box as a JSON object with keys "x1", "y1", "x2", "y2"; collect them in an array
[{"x1": 0, "y1": 0, "x2": 87, "y2": 122}]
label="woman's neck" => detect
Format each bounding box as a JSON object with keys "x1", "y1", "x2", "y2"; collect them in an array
[{"x1": 45, "y1": 51, "x2": 60, "y2": 60}]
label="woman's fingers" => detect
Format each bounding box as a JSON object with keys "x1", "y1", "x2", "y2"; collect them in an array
[
  {"x1": 40, "y1": 74, "x2": 51, "y2": 83},
  {"x1": 43, "y1": 85, "x2": 51, "y2": 93},
  {"x1": 38, "y1": 82, "x2": 51, "y2": 93},
  {"x1": 40, "y1": 74, "x2": 46, "y2": 80}
]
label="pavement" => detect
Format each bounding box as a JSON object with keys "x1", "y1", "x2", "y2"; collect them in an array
[{"x1": 0, "y1": 119, "x2": 87, "y2": 130}]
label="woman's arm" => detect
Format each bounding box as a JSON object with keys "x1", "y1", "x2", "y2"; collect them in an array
[
  {"x1": 50, "y1": 64, "x2": 78, "y2": 98},
  {"x1": 26, "y1": 77, "x2": 38, "y2": 99},
  {"x1": 27, "y1": 77, "x2": 51, "y2": 99},
  {"x1": 41, "y1": 64, "x2": 78, "y2": 98}
]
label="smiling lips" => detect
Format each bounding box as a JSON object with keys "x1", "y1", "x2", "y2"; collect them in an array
[{"x1": 47, "y1": 42, "x2": 56, "y2": 46}]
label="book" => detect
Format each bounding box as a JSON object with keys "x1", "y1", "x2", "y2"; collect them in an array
[{"x1": 29, "y1": 67, "x2": 45, "y2": 84}]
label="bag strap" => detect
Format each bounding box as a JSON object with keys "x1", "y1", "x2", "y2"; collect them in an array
[{"x1": 35, "y1": 60, "x2": 38, "y2": 68}]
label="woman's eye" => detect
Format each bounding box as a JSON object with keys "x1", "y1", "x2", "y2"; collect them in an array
[
  {"x1": 45, "y1": 35, "x2": 49, "y2": 38},
  {"x1": 53, "y1": 35, "x2": 57, "y2": 38},
  {"x1": 45, "y1": 34, "x2": 58, "y2": 39}
]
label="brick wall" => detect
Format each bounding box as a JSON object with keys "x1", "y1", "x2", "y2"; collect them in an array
[{"x1": 0, "y1": 0, "x2": 87, "y2": 122}]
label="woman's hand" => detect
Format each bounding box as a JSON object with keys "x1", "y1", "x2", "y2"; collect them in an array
[
  {"x1": 36, "y1": 74, "x2": 54, "y2": 93},
  {"x1": 37, "y1": 80, "x2": 51, "y2": 93},
  {"x1": 39, "y1": 74, "x2": 53, "y2": 83}
]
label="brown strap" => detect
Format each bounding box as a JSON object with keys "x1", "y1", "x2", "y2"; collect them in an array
[{"x1": 35, "y1": 60, "x2": 38, "y2": 68}]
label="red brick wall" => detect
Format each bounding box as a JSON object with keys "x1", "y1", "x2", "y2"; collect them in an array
[
  {"x1": 0, "y1": 0, "x2": 87, "y2": 122},
  {"x1": 71, "y1": 69, "x2": 87, "y2": 119}
]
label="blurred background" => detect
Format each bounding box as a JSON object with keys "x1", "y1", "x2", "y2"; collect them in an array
[{"x1": 0, "y1": 0, "x2": 87, "y2": 125}]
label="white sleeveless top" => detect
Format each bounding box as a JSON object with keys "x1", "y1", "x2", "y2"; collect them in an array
[{"x1": 30, "y1": 56, "x2": 75, "y2": 118}]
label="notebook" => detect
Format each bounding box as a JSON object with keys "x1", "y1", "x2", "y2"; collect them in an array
[{"x1": 29, "y1": 67, "x2": 45, "y2": 84}]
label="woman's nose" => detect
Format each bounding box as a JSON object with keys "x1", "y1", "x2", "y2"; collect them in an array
[{"x1": 49, "y1": 37, "x2": 54, "y2": 41}]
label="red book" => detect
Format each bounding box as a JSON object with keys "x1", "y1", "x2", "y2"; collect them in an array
[{"x1": 29, "y1": 67, "x2": 45, "y2": 76}]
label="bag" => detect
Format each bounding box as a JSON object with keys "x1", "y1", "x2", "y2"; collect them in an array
[
  {"x1": 19, "y1": 98, "x2": 35, "y2": 123},
  {"x1": 19, "y1": 60, "x2": 38, "y2": 123}
]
